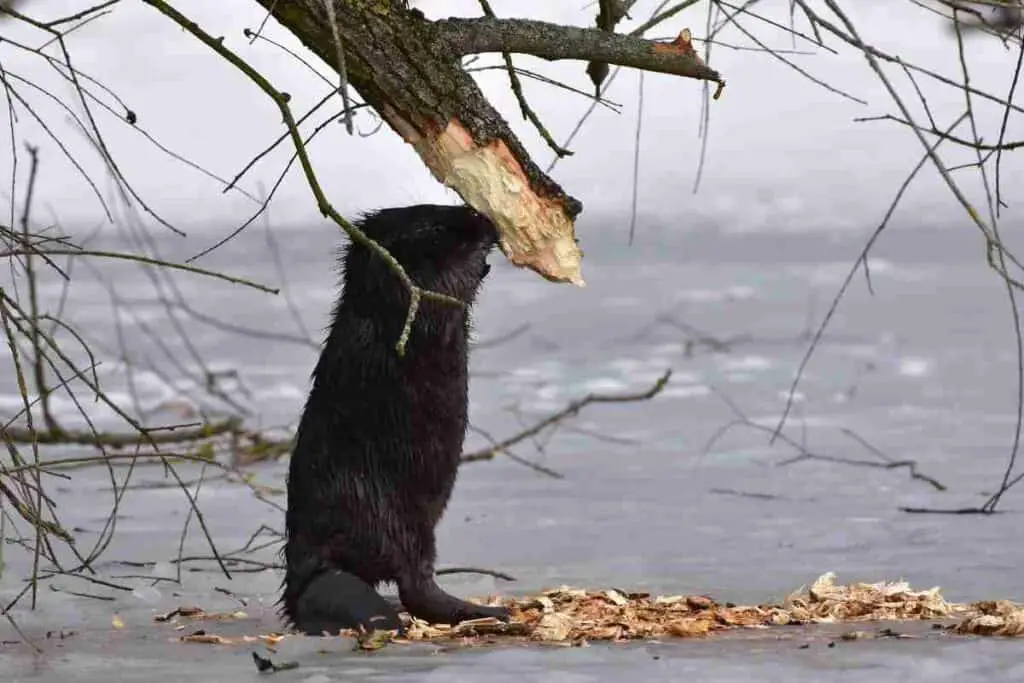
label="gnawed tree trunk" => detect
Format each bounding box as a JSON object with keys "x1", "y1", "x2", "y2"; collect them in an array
[{"x1": 257, "y1": 1, "x2": 722, "y2": 286}]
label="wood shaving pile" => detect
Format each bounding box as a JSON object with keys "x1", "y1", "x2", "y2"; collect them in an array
[
  {"x1": 399, "y1": 571, "x2": 981, "y2": 644},
  {"x1": 774, "y1": 571, "x2": 962, "y2": 624},
  {"x1": 953, "y1": 600, "x2": 1024, "y2": 637},
  {"x1": 157, "y1": 572, "x2": 1024, "y2": 648}
]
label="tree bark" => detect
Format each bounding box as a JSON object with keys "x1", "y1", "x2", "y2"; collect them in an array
[{"x1": 257, "y1": 1, "x2": 722, "y2": 286}]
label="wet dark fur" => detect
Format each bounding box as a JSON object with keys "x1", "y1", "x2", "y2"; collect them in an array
[{"x1": 280, "y1": 204, "x2": 509, "y2": 634}]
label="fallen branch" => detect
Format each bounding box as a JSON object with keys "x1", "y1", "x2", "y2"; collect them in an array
[
  {"x1": 461, "y1": 370, "x2": 672, "y2": 464},
  {"x1": 704, "y1": 388, "x2": 948, "y2": 493},
  {"x1": 2, "y1": 418, "x2": 241, "y2": 448}
]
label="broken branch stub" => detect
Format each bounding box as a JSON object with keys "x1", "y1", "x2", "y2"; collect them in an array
[
  {"x1": 256, "y1": 2, "x2": 722, "y2": 286},
  {"x1": 443, "y1": 127, "x2": 584, "y2": 286},
  {"x1": 387, "y1": 111, "x2": 584, "y2": 286}
]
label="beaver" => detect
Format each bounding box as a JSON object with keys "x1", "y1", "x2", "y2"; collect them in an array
[{"x1": 280, "y1": 204, "x2": 510, "y2": 634}]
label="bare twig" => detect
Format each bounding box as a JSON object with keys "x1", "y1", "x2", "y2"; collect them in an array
[
  {"x1": 477, "y1": 0, "x2": 572, "y2": 157},
  {"x1": 773, "y1": 112, "x2": 970, "y2": 442},
  {"x1": 140, "y1": 0, "x2": 466, "y2": 356},
  {"x1": 705, "y1": 387, "x2": 947, "y2": 493},
  {"x1": 462, "y1": 370, "x2": 671, "y2": 464},
  {"x1": 436, "y1": 566, "x2": 518, "y2": 581}
]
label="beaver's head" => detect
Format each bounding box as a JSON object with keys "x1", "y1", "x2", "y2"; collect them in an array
[{"x1": 341, "y1": 204, "x2": 498, "y2": 305}]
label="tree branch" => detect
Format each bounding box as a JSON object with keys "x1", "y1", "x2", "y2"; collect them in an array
[
  {"x1": 476, "y1": 0, "x2": 573, "y2": 159},
  {"x1": 436, "y1": 17, "x2": 721, "y2": 82},
  {"x1": 250, "y1": 0, "x2": 723, "y2": 286},
  {"x1": 461, "y1": 370, "x2": 672, "y2": 464},
  {"x1": 587, "y1": 0, "x2": 642, "y2": 92}
]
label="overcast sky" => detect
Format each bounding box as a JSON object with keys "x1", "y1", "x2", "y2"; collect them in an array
[{"x1": 0, "y1": 0, "x2": 1021, "y2": 238}]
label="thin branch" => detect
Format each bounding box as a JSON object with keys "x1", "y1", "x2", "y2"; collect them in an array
[
  {"x1": 3, "y1": 418, "x2": 241, "y2": 448},
  {"x1": 140, "y1": 0, "x2": 466, "y2": 357},
  {"x1": 317, "y1": 0, "x2": 354, "y2": 134},
  {"x1": 42, "y1": 1, "x2": 121, "y2": 29},
  {"x1": 773, "y1": 109, "x2": 972, "y2": 441},
  {"x1": 17, "y1": 144, "x2": 55, "y2": 432},
  {"x1": 704, "y1": 388, "x2": 948, "y2": 493},
  {"x1": 855, "y1": 113, "x2": 1024, "y2": 152},
  {"x1": 436, "y1": 17, "x2": 722, "y2": 83},
  {"x1": 477, "y1": 0, "x2": 572, "y2": 157},
  {"x1": 628, "y1": 71, "x2": 644, "y2": 244},
  {"x1": 0, "y1": 248, "x2": 278, "y2": 294},
  {"x1": 436, "y1": 566, "x2": 517, "y2": 581},
  {"x1": 462, "y1": 370, "x2": 671, "y2": 463}
]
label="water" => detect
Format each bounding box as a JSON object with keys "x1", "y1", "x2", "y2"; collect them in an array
[{"x1": 3, "y1": 216, "x2": 1024, "y2": 680}]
